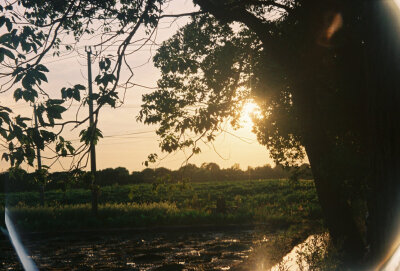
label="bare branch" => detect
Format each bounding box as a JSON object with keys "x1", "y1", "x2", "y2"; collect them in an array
[{"x1": 159, "y1": 11, "x2": 204, "y2": 19}]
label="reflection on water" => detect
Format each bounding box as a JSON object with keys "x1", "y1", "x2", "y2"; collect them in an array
[
  {"x1": 270, "y1": 234, "x2": 328, "y2": 271},
  {"x1": 1, "y1": 228, "x2": 269, "y2": 270}
]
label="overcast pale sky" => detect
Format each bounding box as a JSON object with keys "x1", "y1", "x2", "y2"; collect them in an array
[{"x1": 0, "y1": 0, "x2": 274, "y2": 173}]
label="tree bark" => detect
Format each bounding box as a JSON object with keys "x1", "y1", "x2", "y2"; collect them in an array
[
  {"x1": 289, "y1": 55, "x2": 366, "y2": 264},
  {"x1": 286, "y1": 1, "x2": 367, "y2": 264},
  {"x1": 296, "y1": 95, "x2": 366, "y2": 264}
]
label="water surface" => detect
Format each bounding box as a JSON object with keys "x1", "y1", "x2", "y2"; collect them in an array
[{"x1": 1, "y1": 227, "x2": 269, "y2": 270}]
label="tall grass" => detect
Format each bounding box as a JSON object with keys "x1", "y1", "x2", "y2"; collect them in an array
[
  {"x1": 0, "y1": 179, "x2": 322, "y2": 232},
  {"x1": 2, "y1": 202, "x2": 254, "y2": 232}
]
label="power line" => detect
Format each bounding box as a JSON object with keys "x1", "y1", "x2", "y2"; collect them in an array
[
  {"x1": 41, "y1": 54, "x2": 80, "y2": 65},
  {"x1": 66, "y1": 130, "x2": 155, "y2": 142},
  {"x1": 103, "y1": 130, "x2": 155, "y2": 138},
  {"x1": 99, "y1": 138, "x2": 155, "y2": 146},
  {"x1": 75, "y1": 43, "x2": 161, "y2": 48},
  {"x1": 0, "y1": 43, "x2": 161, "y2": 70}
]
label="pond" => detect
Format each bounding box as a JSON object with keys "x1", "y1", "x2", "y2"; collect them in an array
[{"x1": 1, "y1": 226, "x2": 271, "y2": 271}]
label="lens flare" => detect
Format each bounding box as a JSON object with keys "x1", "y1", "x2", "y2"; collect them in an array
[
  {"x1": 4, "y1": 208, "x2": 38, "y2": 271},
  {"x1": 380, "y1": 243, "x2": 400, "y2": 270},
  {"x1": 395, "y1": 0, "x2": 400, "y2": 9}
]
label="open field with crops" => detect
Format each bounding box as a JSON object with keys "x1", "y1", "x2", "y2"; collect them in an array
[{"x1": 1, "y1": 179, "x2": 322, "y2": 232}]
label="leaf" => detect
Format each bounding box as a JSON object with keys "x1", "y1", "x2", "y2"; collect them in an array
[
  {"x1": 0, "y1": 16, "x2": 6, "y2": 28},
  {"x1": 15, "y1": 115, "x2": 31, "y2": 128},
  {"x1": 13, "y1": 88, "x2": 22, "y2": 101},
  {"x1": 55, "y1": 143, "x2": 61, "y2": 153},
  {"x1": 21, "y1": 41, "x2": 30, "y2": 52},
  {"x1": 22, "y1": 74, "x2": 34, "y2": 89},
  {"x1": 40, "y1": 130, "x2": 56, "y2": 142},
  {"x1": 31, "y1": 43, "x2": 37, "y2": 53},
  {"x1": 36, "y1": 64, "x2": 49, "y2": 72},
  {"x1": 2, "y1": 153, "x2": 9, "y2": 162},
  {"x1": 0, "y1": 106, "x2": 12, "y2": 113},
  {"x1": 61, "y1": 87, "x2": 67, "y2": 99},
  {"x1": 22, "y1": 89, "x2": 37, "y2": 103},
  {"x1": 99, "y1": 60, "x2": 105, "y2": 70},
  {"x1": 105, "y1": 58, "x2": 111, "y2": 70},
  {"x1": 36, "y1": 71, "x2": 48, "y2": 83},
  {"x1": 5, "y1": 18, "x2": 12, "y2": 31},
  {"x1": 0, "y1": 47, "x2": 15, "y2": 59},
  {"x1": 66, "y1": 143, "x2": 74, "y2": 154},
  {"x1": 96, "y1": 128, "x2": 103, "y2": 138},
  {"x1": 52, "y1": 105, "x2": 67, "y2": 113},
  {"x1": 0, "y1": 128, "x2": 7, "y2": 138},
  {"x1": 14, "y1": 73, "x2": 23, "y2": 83},
  {"x1": 73, "y1": 89, "x2": 80, "y2": 101},
  {"x1": 46, "y1": 105, "x2": 67, "y2": 119},
  {"x1": 75, "y1": 84, "x2": 85, "y2": 90},
  {"x1": 47, "y1": 99, "x2": 64, "y2": 105}
]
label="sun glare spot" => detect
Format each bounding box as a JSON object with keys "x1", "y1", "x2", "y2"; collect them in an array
[
  {"x1": 395, "y1": 0, "x2": 400, "y2": 9},
  {"x1": 240, "y1": 101, "x2": 261, "y2": 128}
]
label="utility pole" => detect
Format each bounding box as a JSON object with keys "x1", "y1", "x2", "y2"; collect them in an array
[
  {"x1": 34, "y1": 104, "x2": 45, "y2": 206},
  {"x1": 86, "y1": 46, "x2": 98, "y2": 215}
]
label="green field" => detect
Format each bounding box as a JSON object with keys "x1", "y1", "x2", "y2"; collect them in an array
[{"x1": 1, "y1": 179, "x2": 322, "y2": 232}]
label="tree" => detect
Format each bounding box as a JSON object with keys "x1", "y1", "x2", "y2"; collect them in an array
[
  {"x1": 97, "y1": 167, "x2": 130, "y2": 186},
  {"x1": 177, "y1": 163, "x2": 199, "y2": 181},
  {"x1": 0, "y1": 0, "x2": 199, "y2": 213},
  {"x1": 200, "y1": 162, "x2": 220, "y2": 172},
  {"x1": 199, "y1": 162, "x2": 221, "y2": 180},
  {"x1": 2, "y1": 0, "x2": 399, "y2": 267},
  {"x1": 138, "y1": 0, "x2": 400, "y2": 267},
  {"x1": 141, "y1": 167, "x2": 156, "y2": 183},
  {"x1": 138, "y1": 7, "x2": 364, "y2": 262}
]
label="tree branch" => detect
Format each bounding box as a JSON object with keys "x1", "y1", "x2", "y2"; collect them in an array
[
  {"x1": 193, "y1": 0, "x2": 277, "y2": 46},
  {"x1": 159, "y1": 11, "x2": 205, "y2": 19}
]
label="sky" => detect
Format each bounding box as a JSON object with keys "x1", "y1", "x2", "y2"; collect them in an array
[{"x1": 0, "y1": 0, "x2": 274, "y2": 173}]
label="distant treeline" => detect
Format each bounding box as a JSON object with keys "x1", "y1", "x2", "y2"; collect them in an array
[{"x1": 0, "y1": 163, "x2": 312, "y2": 193}]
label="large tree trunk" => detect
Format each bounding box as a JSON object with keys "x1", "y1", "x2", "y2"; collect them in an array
[
  {"x1": 302, "y1": 122, "x2": 366, "y2": 265},
  {"x1": 287, "y1": 1, "x2": 368, "y2": 264},
  {"x1": 291, "y1": 74, "x2": 366, "y2": 265},
  {"x1": 294, "y1": 1, "x2": 400, "y2": 267}
]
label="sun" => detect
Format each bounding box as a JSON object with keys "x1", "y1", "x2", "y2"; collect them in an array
[{"x1": 239, "y1": 101, "x2": 261, "y2": 128}]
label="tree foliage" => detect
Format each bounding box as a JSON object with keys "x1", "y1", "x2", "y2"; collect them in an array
[
  {"x1": 0, "y1": 0, "x2": 173, "y2": 170},
  {"x1": 0, "y1": 163, "x2": 305, "y2": 192},
  {"x1": 139, "y1": 15, "x2": 251, "y2": 156},
  {"x1": 138, "y1": 12, "x2": 308, "y2": 167},
  {"x1": 139, "y1": 0, "x2": 399, "y2": 267}
]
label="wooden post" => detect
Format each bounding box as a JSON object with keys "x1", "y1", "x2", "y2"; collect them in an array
[
  {"x1": 86, "y1": 46, "x2": 98, "y2": 215},
  {"x1": 33, "y1": 104, "x2": 45, "y2": 206}
]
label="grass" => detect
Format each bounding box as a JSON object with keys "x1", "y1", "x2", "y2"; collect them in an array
[
  {"x1": 3, "y1": 202, "x2": 255, "y2": 232},
  {"x1": 0, "y1": 179, "x2": 322, "y2": 232}
]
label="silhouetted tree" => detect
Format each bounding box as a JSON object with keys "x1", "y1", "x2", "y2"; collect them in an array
[
  {"x1": 138, "y1": 1, "x2": 400, "y2": 267},
  {"x1": 2, "y1": 0, "x2": 399, "y2": 266},
  {"x1": 97, "y1": 167, "x2": 130, "y2": 186}
]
